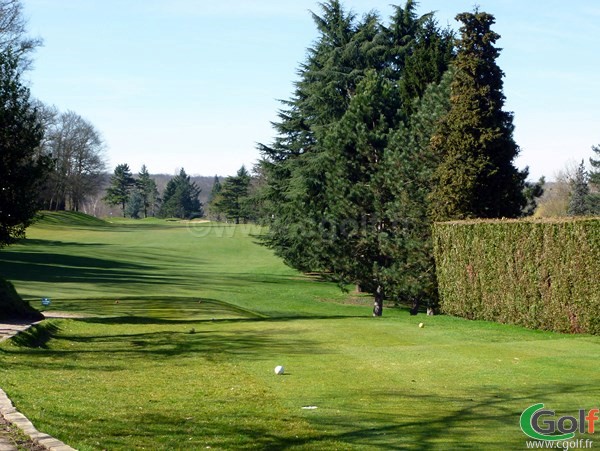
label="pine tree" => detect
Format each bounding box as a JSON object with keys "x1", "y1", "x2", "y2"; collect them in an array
[
  {"x1": 214, "y1": 166, "x2": 251, "y2": 224},
  {"x1": 125, "y1": 190, "x2": 144, "y2": 219},
  {"x1": 588, "y1": 144, "x2": 600, "y2": 213},
  {"x1": 208, "y1": 175, "x2": 221, "y2": 203},
  {"x1": 590, "y1": 144, "x2": 600, "y2": 188},
  {"x1": 0, "y1": 49, "x2": 49, "y2": 247},
  {"x1": 158, "y1": 168, "x2": 202, "y2": 219},
  {"x1": 567, "y1": 160, "x2": 590, "y2": 216},
  {"x1": 136, "y1": 165, "x2": 159, "y2": 218},
  {"x1": 428, "y1": 10, "x2": 526, "y2": 221},
  {"x1": 258, "y1": 1, "x2": 455, "y2": 314},
  {"x1": 104, "y1": 164, "x2": 135, "y2": 217}
]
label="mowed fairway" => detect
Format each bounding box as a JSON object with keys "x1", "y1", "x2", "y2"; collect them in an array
[{"x1": 0, "y1": 213, "x2": 599, "y2": 450}]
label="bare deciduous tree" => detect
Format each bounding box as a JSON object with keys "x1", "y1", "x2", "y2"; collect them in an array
[
  {"x1": 0, "y1": 0, "x2": 42, "y2": 70},
  {"x1": 41, "y1": 110, "x2": 107, "y2": 211}
]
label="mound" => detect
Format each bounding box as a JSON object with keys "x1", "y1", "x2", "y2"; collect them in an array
[
  {"x1": 35, "y1": 211, "x2": 109, "y2": 227},
  {"x1": 0, "y1": 277, "x2": 44, "y2": 321}
]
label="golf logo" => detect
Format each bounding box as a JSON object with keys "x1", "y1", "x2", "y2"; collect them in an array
[{"x1": 520, "y1": 403, "x2": 598, "y2": 442}]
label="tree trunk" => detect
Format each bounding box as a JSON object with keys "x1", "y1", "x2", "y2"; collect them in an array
[{"x1": 373, "y1": 285, "x2": 384, "y2": 317}]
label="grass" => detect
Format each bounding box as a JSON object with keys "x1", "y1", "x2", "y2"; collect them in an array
[{"x1": 1, "y1": 212, "x2": 599, "y2": 449}]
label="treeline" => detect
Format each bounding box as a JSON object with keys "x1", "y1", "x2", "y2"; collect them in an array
[
  {"x1": 254, "y1": 1, "x2": 545, "y2": 316},
  {"x1": 102, "y1": 163, "x2": 265, "y2": 222},
  {"x1": 534, "y1": 148, "x2": 600, "y2": 218}
]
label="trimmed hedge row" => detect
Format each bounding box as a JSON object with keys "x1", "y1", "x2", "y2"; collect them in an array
[{"x1": 432, "y1": 218, "x2": 600, "y2": 334}]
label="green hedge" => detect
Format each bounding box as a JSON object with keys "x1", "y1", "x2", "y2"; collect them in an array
[{"x1": 433, "y1": 218, "x2": 600, "y2": 334}]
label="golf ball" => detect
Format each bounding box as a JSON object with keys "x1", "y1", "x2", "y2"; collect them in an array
[
  {"x1": 274, "y1": 365, "x2": 284, "y2": 375},
  {"x1": 419, "y1": 323, "x2": 424, "y2": 328}
]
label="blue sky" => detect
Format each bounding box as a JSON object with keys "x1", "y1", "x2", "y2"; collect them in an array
[{"x1": 22, "y1": 0, "x2": 600, "y2": 180}]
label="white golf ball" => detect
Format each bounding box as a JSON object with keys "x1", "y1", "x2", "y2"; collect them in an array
[
  {"x1": 274, "y1": 365, "x2": 284, "y2": 375},
  {"x1": 419, "y1": 323, "x2": 424, "y2": 328}
]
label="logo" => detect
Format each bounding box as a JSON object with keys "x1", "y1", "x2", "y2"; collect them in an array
[{"x1": 520, "y1": 404, "x2": 599, "y2": 441}]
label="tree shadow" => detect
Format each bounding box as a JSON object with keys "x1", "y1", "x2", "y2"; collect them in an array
[
  {"x1": 8, "y1": 322, "x2": 61, "y2": 349},
  {"x1": 0, "y1": 247, "x2": 171, "y2": 287}
]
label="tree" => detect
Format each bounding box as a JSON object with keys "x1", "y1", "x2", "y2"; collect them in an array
[
  {"x1": 0, "y1": 49, "x2": 49, "y2": 248},
  {"x1": 125, "y1": 190, "x2": 144, "y2": 219},
  {"x1": 41, "y1": 110, "x2": 107, "y2": 211},
  {"x1": 567, "y1": 160, "x2": 590, "y2": 216},
  {"x1": 428, "y1": 10, "x2": 527, "y2": 221},
  {"x1": 158, "y1": 168, "x2": 202, "y2": 219},
  {"x1": 214, "y1": 166, "x2": 252, "y2": 224},
  {"x1": 258, "y1": 1, "x2": 454, "y2": 315},
  {"x1": 0, "y1": 0, "x2": 42, "y2": 71},
  {"x1": 522, "y1": 176, "x2": 545, "y2": 217},
  {"x1": 104, "y1": 164, "x2": 135, "y2": 216},
  {"x1": 588, "y1": 144, "x2": 600, "y2": 214},
  {"x1": 136, "y1": 164, "x2": 159, "y2": 218}
]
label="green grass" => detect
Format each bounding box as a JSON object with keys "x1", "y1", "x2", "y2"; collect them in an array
[{"x1": 1, "y1": 212, "x2": 599, "y2": 449}]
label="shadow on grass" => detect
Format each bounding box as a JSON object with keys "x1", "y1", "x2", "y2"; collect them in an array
[
  {"x1": 9, "y1": 322, "x2": 61, "y2": 349},
  {"x1": 227, "y1": 383, "x2": 598, "y2": 450},
  {"x1": 3, "y1": 314, "x2": 336, "y2": 367},
  {"x1": 0, "y1": 247, "x2": 170, "y2": 287},
  {"x1": 39, "y1": 382, "x2": 599, "y2": 450}
]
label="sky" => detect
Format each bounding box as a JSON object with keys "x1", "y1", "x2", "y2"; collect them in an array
[{"x1": 21, "y1": 0, "x2": 600, "y2": 180}]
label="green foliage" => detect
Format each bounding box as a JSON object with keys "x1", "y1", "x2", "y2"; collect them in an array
[
  {"x1": 433, "y1": 218, "x2": 600, "y2": 334},
  {"x1": 567, "y1": 160, "x2": 590, "y2": 216},
  {"x1": 208, "y1": 175, "x2": 221, "y2": 203},
  {"x1": 104, "y1": 163, "x2": 135, "y2": 216},
  {"x1": 258, "y1": 1, "x2": 453, "y2": 314},
  {"x1": 2, "y1": 214, "x2": 600, "y2": 449},
  {"x1": 124, "y1": 190, "x2": 144, "y2": 219},
  {"x1": 0, "y1": 49, "x2": 49, "y2": 247},
  {"x1": 588, "y1": 144, "x2": 600, "y2": 213},
  {"x1": 135, "y1": 164, "x2": 159, "y2": 218},
  {"x1": 212, "y1": 166, "x2": 252, "y2": 224},
  {"x1": 590, "y1": 144, "x2": 600, "y2": 188},
  {"x1": 158, "y1": 168, "x2": 202, "y2": 219},
  {"x1": 428, "y1": 11, "x2": 526, "y2": 221}
]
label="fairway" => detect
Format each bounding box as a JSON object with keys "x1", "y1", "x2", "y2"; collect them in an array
[{"x1": 0, "y1": 213, "x2": 599, "y2": 450}]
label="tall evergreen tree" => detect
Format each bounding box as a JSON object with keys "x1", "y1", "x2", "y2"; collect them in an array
[
  {"x1": 214, "y1": 166, "x2": 252, "y2": 224},
  {"x1": 590, "y1": 144, "x2": 600, "y2": 188},
  {"x1": 104, "y1": 163, "x2": 135, "y2": 217},
  {"x1": 136, "y1": 164, "x2": 159, "y2": 218},
  {"x1": 158, "y1": 168, "x2": 202, "y2": 219},
  {"x1": 567, "y1": 160, "x2": 590, "y2": 216},
  {"x1": 0, "y1": 49, "x2": 49, "y2": 247},
  {"x1": 588, "y1": 144, "x2": 600, "y2": 213},
  {"x1": 208, "y1": 175, "x2": 221, "y2": 203},
  {"x1": 258, "y1": 1, "x2": 454, "y2": 314},
  {"x1": 428, "y1": 10, "x2": 526, "y2": 221}
]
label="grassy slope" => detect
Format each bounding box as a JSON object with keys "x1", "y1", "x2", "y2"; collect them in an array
[{"x1": 0, "y1": 212, "x2": 599, "y2": 450}]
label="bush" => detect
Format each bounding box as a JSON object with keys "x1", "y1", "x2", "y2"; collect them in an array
[
  {"x1": 433, "y1": 218, "x2": 600, "y2": 334},
  {"x1": 0, "y1": 277, "x2": 43, "y2": 321}
]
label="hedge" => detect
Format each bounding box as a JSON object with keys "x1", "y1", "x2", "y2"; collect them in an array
[{"x1": 432, "y1": 218, "x2": 600, "y2": 334}]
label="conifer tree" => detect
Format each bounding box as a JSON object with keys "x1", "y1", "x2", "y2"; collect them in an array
[
  {"x1": 0, "y1": 49, "x2": 49, "y2": 247},
  {"x1": 428, "y1": 10, "x2": 526, "y2": 221},
  {"x1": 588, "y1": 144, "x2": 600, "y2": 213},
  {"x1": 136, "y1": 165, "x2": 159, "y2": 218},
  {"x1": 590, "y1": 144, "x2": 600, "y2": 188},
  {"x1": 158, "y1": 168, "x2": 202, "y2": 219},
  {"x1": 567, "y1": 160, "x2": 590, "y2": 216},
  {"x1": 259, "y1": 1, "x2": 454, "y2": 314},
  {"x1": 104, "y1": 164, "x2": 135, "y2": 217},
  {"x1": 214, "y1": 166, "x2": 251, "y2": 224}
]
